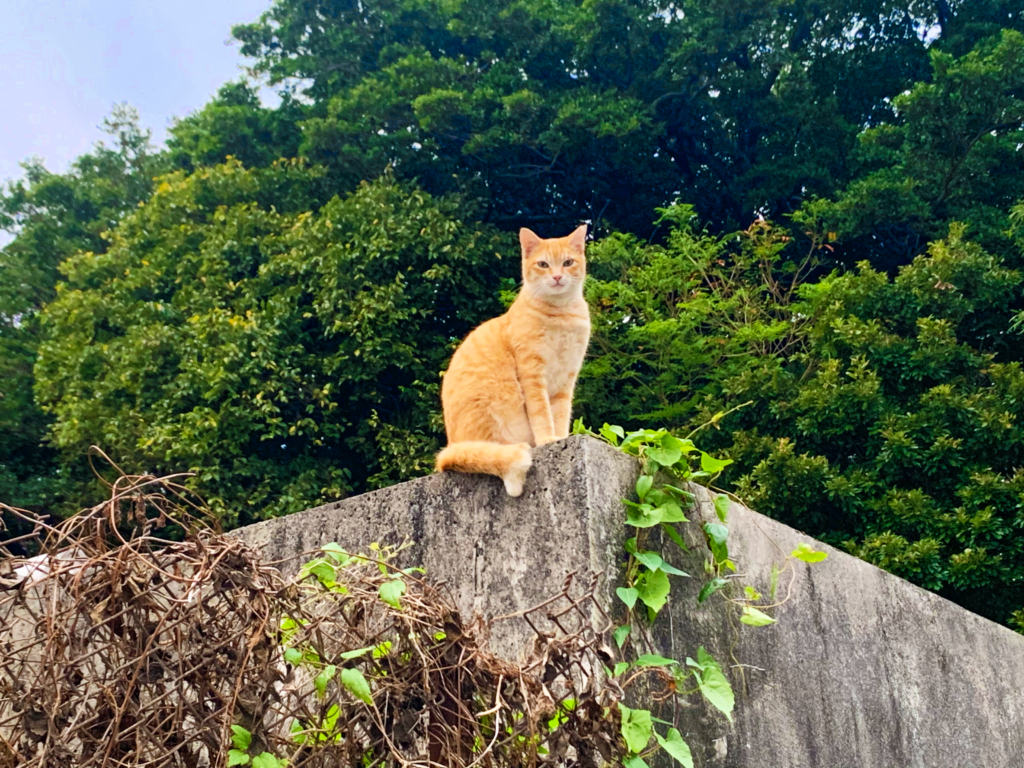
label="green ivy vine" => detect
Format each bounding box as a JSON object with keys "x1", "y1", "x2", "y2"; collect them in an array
[
  {"x1": 232, "y1": 425, "x2": 829, "y2": 768},
  {"x1": 574, "y1": 419, "x2": 829, "y2": 767}
]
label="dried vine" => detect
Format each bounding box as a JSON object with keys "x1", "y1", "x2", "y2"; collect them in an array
[{"x1": 0, "y1": 467, "x2": 631, "y2": 768}]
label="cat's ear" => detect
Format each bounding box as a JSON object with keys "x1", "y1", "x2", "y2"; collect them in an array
[
  {"x1": 567, "y1": 223, "x2": 587, "y2": 252},
  {"x1": 520, "y1": 228, "x2": 543, "y2": 257}
]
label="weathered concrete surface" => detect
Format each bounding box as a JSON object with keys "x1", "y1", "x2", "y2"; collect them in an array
[
  {"x1": 236, "y1": 435, "x2": 1024, "y2": 768},
  {"x1": 667, "y1": 485, "x2": 1024, "y2": 768},
  {"x1": 237, "y1": 436, "x2": 636, "y2": 659}
]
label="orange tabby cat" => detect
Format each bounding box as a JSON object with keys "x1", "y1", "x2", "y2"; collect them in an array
[{"x1": 436, "y1": 225, "x2": 591, "y2": 496}]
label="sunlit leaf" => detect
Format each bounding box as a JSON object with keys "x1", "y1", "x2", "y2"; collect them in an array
[
  {"x1": 635, "y1": 569, "x2": 670, "y2": 613},
  {"x1": 616, "y1": 587, "x2": 639, "y2": 610},
  {"x1": 379, "y1": 578, "x2": 406, "y2": 608},
  {"x1": 694, "y1": 647, "x2": 734, "y2": 722},
  {"x1": 634, "y1": 654, "x2": 678, "y2": 667},
  {"x1": 704, "y1": 523, "x2": 729, "y2": 564},
  {"x1": 340, "y1": 668, "x2": 374, "y2": 706},
  {"x1": 314, "y1": 665, "x2": 336, "y2": 698},
  {"x1": 655, "y1": 728, "x2": 694, "y2": 768},
  {"x1": 714, "y1": 494, "x2": 730, "y2": 522},
  {"x1": 230, "y1": 725, "x2": 252, "y2": 751},
  {"x1": 321, "y1": 542, "x2": 350, "y2": 565},
  {"x1": 613, "y1": 625, "x2": 631, "y2": 648},
  {"x1": 636, "y1": 474, "x2": 654, "y2": 500},
  {"x1": 699, "y1": 452, "x2": 733, "y2": 474},
  {"x1": 740, "y1": 606, "x2": 777, "y2": 626},
  {"x1": 618, "y1": 703, "x2": 653, "y2": 753},
  {"x1": 791, "y1": 542, "x2": 828, "y2": 563}
]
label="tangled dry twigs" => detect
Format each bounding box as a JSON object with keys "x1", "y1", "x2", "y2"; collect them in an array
[{"x1": 0, "y1": 464, "x2": 626, "y2": 768}]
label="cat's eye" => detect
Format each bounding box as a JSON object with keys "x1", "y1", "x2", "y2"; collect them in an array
[
  {"x1": 537, "y1": 261, "x2": 549, "y2": 268},
  {"x1": 563, "y1": 259, "x2": 574, "y2": 267}
]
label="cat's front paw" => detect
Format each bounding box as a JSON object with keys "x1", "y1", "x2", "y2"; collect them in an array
[{"x1": 535, "y1": 435, "x2": 560, "y2": 446}]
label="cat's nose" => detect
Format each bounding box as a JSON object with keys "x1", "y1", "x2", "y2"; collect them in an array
[{"x1": 553, "y1": 275, "x2": 563, "y2": 284}]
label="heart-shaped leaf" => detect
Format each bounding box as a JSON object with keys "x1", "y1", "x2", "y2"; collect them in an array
[
  {"x1": 694, "y1": 647, "x2": 734, "y2": 721},
  {"x1": 618, "y1": 703, "x2": 653, "y2": 753},
  {"x1": 633, "y1": 551, "x2": 664, "y2": 571},
  {"x1": 791, "y1": 542, "x2": 828, "y2": 563},
  {"x1": 613, "y1": 625, "x2": 631, "y2": 648},
  {"x1": 314, "y1": 665, "x2": 336, "y2": 698},
  {"x1": 635, "y1": 570, "x2": 670, "y2": 613},
  {"x1": 379, "y1": 578, "x2": 406, "y2": 608},
  {"x1": 655, "y1": 728, "x2": 694, "y2": 768},
  {"x1": 700, "y1": 451, "x2": 733, "y2": 474},
  {"x1": 636, "y1": 474, "x2": 654, "y2": 500},
  {"x1": 646, "y1": 445, "x2": 682, "y2": 467},
  {"x1": 714, "y1": 494, "x2": 730, "y2": 522},
  {"x1": 230, "y1": 725, "x2": 252, "y2": 751},
  {"x1": 616, "y1": 587, "x2": 639, "y2": 610},
  {"x1": 626, "y1": 502, "x2": 664, "y2": 528}
]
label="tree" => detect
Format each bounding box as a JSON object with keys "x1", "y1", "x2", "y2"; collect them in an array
[
  {"x1": 803, "y1": 29, "x2": 1024, "y2": 270},
  {"x1": 577, "y1": 205, "x2": 812, "y2": 430},
  {"x1": 167, "y1": 81, "x2": 306, "y2": 172},
  {"x1": 231, "y1": 0, "x2": 1022, "y2": 245},
  {"x1": 35, "y1": 160, "x2": 511, "y2": 526},
  {"x1": 0, "y1": 105, "x2": 164, "y2": 520},
  {"x1": 579, "y1": 213, "x2": 1024, "y2": 628}
]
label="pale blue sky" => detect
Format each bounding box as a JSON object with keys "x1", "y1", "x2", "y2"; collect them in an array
[{"x1": 1, "y1": 0, "x2": 276, "y2": 185}]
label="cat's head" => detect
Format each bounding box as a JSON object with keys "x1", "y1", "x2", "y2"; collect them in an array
[{"x1": 519, "y1": 224, "x2": 587, "y2": 302}]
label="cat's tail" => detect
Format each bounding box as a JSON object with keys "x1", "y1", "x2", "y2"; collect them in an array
[{"x1": 435, "y1": 442, "x2": 533, "y2": 497}]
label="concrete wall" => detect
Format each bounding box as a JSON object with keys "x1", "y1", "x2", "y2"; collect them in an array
[{"x1": 237, "y1": 435, "x2": 1024, "y2": 768}]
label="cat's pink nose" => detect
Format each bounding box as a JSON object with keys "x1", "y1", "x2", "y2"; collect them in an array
[{"x1": 553, "y1": 275, "x2": 563, "y2": 284}]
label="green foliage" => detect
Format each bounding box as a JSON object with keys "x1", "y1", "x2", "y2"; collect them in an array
[
  {"x1": 727, "y1": 226, "x2": 1024, "y2": 624},
  {"x1": 34, "y1": 161, "x2": 510, "y2": 525},
  {"x1": 617, "y1": 703, "x2": 653, "y2": 754},
  {"x1": 230, "y1": 724, "x2": 251, "y2": 751},
  {"x1": 587, "y1": 419, "x2": 824, "y2": 764},
  {"x1": 228, "y1": 725, "x2": 287, "y2": 767},
  {"x1": 167, "y1": 82, "x2": 305, "y2": 172},
  {"x1": 802, "y1": 30, "x2": 1024, "y2": 269},
  {"x1": 655, "y1": 728, "x2": 694, "y2": 768},
  {"x1": 231, "y1": 0, "x2": 1022, "y2": 238},
  {"x1": 339, "y1": 668, "x2": 374, "y2": 706},
  {"x1": 0, "y1": 106, "x2": 164, "y2": 527},
  {"x1": 583, "y1": 208, "x2": 1024, "y2": 627},
  {"x1": 687, "y1": 647, "x2": 735, "y2": 722},
  {"x1": 578, "y1": 211, "x2": 807, "y2": 432},
  {"x1": 378, "y1": 578, "x2": 406, "y2": 609},
  {"x1": 740, "y1": 606, "x2": 777, "y2": 626}
]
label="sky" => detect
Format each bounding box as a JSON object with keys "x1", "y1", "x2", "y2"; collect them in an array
[{"x1": 0, "y1": 0, "x2": 277, "y2": 185}]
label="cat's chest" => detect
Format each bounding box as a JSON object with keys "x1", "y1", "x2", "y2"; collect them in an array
[{"x1": 540, "y1": 319, "x2": 590, "y2": 387}]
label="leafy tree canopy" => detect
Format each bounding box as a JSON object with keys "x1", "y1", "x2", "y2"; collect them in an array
[
  {"x1": 0, "y1": 106, "x2": 163, "y2": 515},
  {"x1": 34, "y1": 160, "x2": 510, "y2": 526},
  {"x1": 801, "y1": 29, "x2": 1024, "y2": 270},
  {"x1": 578, "y1": 211, "x2": 1024, "y2": 627},
  {"x1": 229, "y1": 0, "x2": 1024, "y2": 245},
  {"x1": 167, "y1": 82, "x2": 306, "y2": 173}
]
